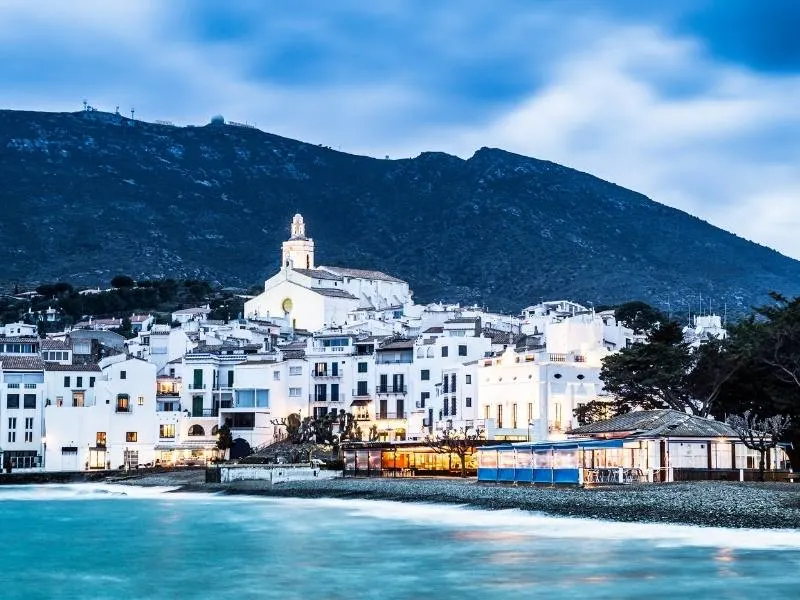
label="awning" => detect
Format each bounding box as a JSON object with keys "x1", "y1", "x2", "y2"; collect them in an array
[
  {"x1": 351, "y1": 399, "x2": 371, "y2": 406},
  {"x1": 481, "y1": 438, "x2": 625, "y2": 452}
]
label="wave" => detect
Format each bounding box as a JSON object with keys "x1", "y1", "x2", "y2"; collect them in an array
[
  {"x1": 0, "y1": 483, "x2": 183, "y2": 501},
  {"x1": 266, "y1": 497, "x2": 800, "y2": 551}
]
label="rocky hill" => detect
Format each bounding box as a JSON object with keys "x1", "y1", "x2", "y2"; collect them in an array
[{"x1": 1, "y1": 108, "x2": 798, "y2": 314}]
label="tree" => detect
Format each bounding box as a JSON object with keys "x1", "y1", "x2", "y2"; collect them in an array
[
  {"x1": 113, "y1": 317, "x2": 134, "y2": 339},
  {"x1": 428, "y1": 426, "x2": 484, "y2": 477},
  {"x1": 598, "y1": 321, "x2": 737, "y2": 417},
  {"x1": 615, "y1": 301, "x2": 667, "y2": 334},
  {"x1": 36, "y1": 319, "x2": 47, "y2": 339},
  {"x1": 216, "y1": 423, "x2": 234, "y2": 459},
  {"x1": 111, "y1": 275, "x2": 135, "y2": 289},
  {"x1": 726, "y1": 410, "x2": 791, "y2": 481}
]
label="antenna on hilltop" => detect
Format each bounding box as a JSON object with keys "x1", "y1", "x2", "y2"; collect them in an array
[
  {"x1": 130, "y1": 107, "x2": 135, "y2": 120},
  {"x1": 82, "y1": 99, "x2": 88, "y2": 111}
]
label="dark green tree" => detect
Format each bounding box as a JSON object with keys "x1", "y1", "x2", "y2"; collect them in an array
[
  {"x1": 111, "y1": 275, "x2": 135, "y2": 289},
  {"x1": 615, "y1": 300, "x2": 668, "y2": 334},
  {"x1": 216, "y1": 423, "x2": 234, "y2": 458}
]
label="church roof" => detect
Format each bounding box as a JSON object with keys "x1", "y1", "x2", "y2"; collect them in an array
[
  {"x1": 311, "y1": 288, "x2": 358, "y2": 300},
  {"x1": 293, "y1": 269, "x2": 343, "y2": 281},
  {"x1": 321, "y1": 266, "x2": 405, "y2": 284}
]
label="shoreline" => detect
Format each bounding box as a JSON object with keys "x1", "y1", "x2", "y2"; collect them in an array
[{"x1": 120, "y1": 471, "x2": 800, "y2": 530}]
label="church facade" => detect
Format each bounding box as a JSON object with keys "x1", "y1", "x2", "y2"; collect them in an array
[{"x1": 244, "y1": 214, "x2": 413, "y2": 332}]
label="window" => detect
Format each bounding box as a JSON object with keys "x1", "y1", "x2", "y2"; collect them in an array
[
  {"x1": 289, "y1": 366, "x2": 303, "y2": 376},
  {"x1": 289, "y1": 387, "x2": 302, "y2": 397},
  {"x1": 188, "y1": 425, "x2": 205, "y2": 437},
  {"x1": 466, "y1": 375, "x2": 472, "y2": 384},
  {"x1": 357, "y1": 362, "x2": 368, "y2": 373},
  {"x1": 126, "y1": 432, "x2": 138, "y2": 442},
  {"x1": 458, "y1": 345, "x2": 467, "y2": 357},
  {"x1": 25, "y1": 417, "x2": 33, "y2": 430},
  {"x1": 72, "y1": 392, "x2": 85, "y2": 407},
  {"x1": 420, "y1": 391, "x2": 430, "y2": 408},
  {"x1": 23, "y1": 394, "x2": 36, "y2": 409},
  {"x1": 7, "y1": 432, "x2": 15, "y2": 443},
  {"x1": 159, "y1": 424, "x2": 176, "y2": 439},
  {"x1": 466, "y1": 397, "x2": 472, "y2": 408},
  {"x1": 228, "y1": 412, "x2": 255, "y2": 429},
  {"x1": 8, "y1": 417, "x2": 17, "y2": 430},
  {"x1": 76, "y1": 377, "x2": 83, "y2": 388},
  {"x1": 331, "y1": 362, "x2": 339, "y2": 377},
  {"x1": 137, "y1": 395, "x2": 145, "y2": 406},
  {"x1": 553, "y1": 373, "x2": 562, "y2": 379},
  {"x1": 273, "y1": 371, "x2": 280, "y2": 381},
  {"x1": 96, "y1": 432, "x2": 107, "y2": 447},
  {"x1": 451, "y1": 397, "x2": 457, "y2": 416},
  {"x1": 314, "y1": 362, "x2": 327, "y2": 377},
  {"x1": 6, "y1": 394, "x2": 19, "y2": 409},
  {"x1": 497, "y1": 404, "x2": 503, "y2": 429},
  {"x1": 528, "y1": 402, "x2": 534, "y2": 423},
  {"x1": 56, "y1": 396, "x2": 63, "y2": 407},
  {"x1": 484, "y1": 406, "x2": 490, "y2": 420},
  {"x1": 64, "y1": 376, "x2": 70, "y2": 387},
  {"x1": 120, "y1": 370, "x2": 127, "y2": 380},
  {"x1": 512, "y1": 403, "x2": 518, "y2": 429},
  {"x1": 421, "y1": 369, "x2": 430, "y2": 381},
  {"x1": 441, "y1": 346, "x2": 449, "y2": 358},
  {"x1": 116, "y1": 394, "x2": 130, "y2": 413},
  {"x1": 24, "y1": 431, "x2": 33, "y2": 442},
  {"x1": 89, "y1": 377, "x2": 95, "y2": 388},
  {"x1": 577, "y1": 374, "x2": 585, "y2": 380}
]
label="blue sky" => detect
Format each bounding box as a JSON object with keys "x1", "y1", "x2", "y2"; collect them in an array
[{"x1": 1, "y1": 1, "x2": 799, "y2": 258}]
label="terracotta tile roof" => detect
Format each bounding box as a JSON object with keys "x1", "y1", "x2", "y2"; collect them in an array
[
  {"x1": 0, "y1": 336, "x2": 40, "y2": 344},
  {"x1": 378, "y1": 338, "x2": 414, "y2": 351},
  {"x1": 281, "y1": 349, "x2": 306, "y2": 359},
  {"x1": 423, "y1": 327, "x2": 444, "y2": 334},
  {"x1": 293, "y1": 268, "x2": 343, "y2": 281},
  {"x1": 569, "y1": 409, "x2": 738, "y2": 438},
  {"x1": 41, "y1": 338, "x2": 71, "y2": 350},
  {"x1": 1, "y1": 356, "x2": 45, "y2": 370},
  {"x1": 44, "y1": 362, "x2": 101, "y2": 372},
  {"x1": 311, "y1": 287, "x2": 358, "y2": 299},
  {"x1": 445, "y1": 317, "x2": 480, "y2": 325},
  {"x1": 321, "y1": 266, "x2": 405, "y2": 284}
]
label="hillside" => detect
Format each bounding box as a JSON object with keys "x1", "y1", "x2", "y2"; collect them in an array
[{"x1": 1, "y1": 108, "x2": 798, "y2": 314}]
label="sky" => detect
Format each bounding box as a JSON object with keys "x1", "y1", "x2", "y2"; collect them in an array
[{"x1": 1, "y1": 0, "x2": 799, "y2": 258}]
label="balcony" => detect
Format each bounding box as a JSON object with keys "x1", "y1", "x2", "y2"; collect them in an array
[
  {"x1": 375, "y1": 412, "x2": 407, "y2": 420},
  {"x1": 157, "y1": 401, "x2": 180, "y2": 412},
  {"x1": 189, "y1": 408, "x2": 219, "y2": 418},
  {"x1": 352, "y1": 389, "x2": 371, "y2": 398},
  {"x1": 115, "y1": 404, "x2": 131, "y2": 414},
  {"x1": 375, "y1": 385, "x2": 407, "y2": 395},
  {"x1": 312, "y1": 371, "x2": 342, "y2": 379},
  {"x1": 187, "y1": 383, "x2": 206, "y2": 390},
  {"x1": 309, "y1": 394, "x2": 346, "y2": 403}
]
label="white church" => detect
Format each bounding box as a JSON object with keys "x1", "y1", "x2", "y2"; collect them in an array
[{"x1": 244, "y1": 214, "x2": 413, "y2": 331}]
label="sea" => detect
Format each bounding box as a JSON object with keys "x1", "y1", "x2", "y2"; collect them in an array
[{"x1": 0, "y1": 484, "x2": 798, "y2": 600}]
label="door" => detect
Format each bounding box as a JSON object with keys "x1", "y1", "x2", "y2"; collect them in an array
[
  {"x1": 193, "y1": 369, "x2": 203, "y2": 389},
  {"x1": 379, "y1": 399, "x2": 388, "y2": 419},
  {"x1": 192, "y1": 396, "x2": 204, "y2": 417},
  {"x1": 357, "y1": 381, "x2": 368, "y2": 396},
  {"x1": 379, "y1": 374, "x2": 388, "y2": 393},
  {"x1": 331, "y1": 383, "x2": 340, "y2": 402}
]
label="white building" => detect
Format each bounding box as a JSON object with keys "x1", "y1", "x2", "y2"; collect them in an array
[
  {"x1": 244, "y1": 214, "x2": 412, "y2": 331},
  {"x1": 43, "y1": 355, "x2": 159, "y2": 471}
]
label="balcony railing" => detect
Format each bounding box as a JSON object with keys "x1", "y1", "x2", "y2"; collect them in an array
[
  {"x1": 375, "y1": 385, "x2": 407, "y2": 395},
  {"x1": 313, "y1": 372, "x2": 342, "y2": 378},
  {"x1": 188, "y1": 383, "x2": 206, "y2": 390},
  {"x1": 190, "y1": 408, "x2": 219, "y2": 418},
  {"x1": 115, "y1": 405, "x2": 131, "y2": 413},
  {"x1": 375, "y1": 412, "x2": 407, "y2": 420},
  {"x1": 352, "y1": 389, "x2": 371, "y2": 398},
  {"x1": 309, "y1": 394, "x2": 346, "y2": 403}
]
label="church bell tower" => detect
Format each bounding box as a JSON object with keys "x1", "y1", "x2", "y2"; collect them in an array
[{"x1": 281, "y1": 213, "x2": 315, "y2": 270}]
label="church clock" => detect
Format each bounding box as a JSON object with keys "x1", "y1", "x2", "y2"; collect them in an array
[{"x1": 281, "y1": 297, "x2": 293, "y2": 313}]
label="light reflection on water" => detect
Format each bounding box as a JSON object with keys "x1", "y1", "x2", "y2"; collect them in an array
[{"x1": 0, "y1": 485, "x2": 798, "y2": 600}]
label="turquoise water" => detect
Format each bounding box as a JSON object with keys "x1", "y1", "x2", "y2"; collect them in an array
[{"x1": 1, "y1": 485, "x2": 799, "y2": 599}]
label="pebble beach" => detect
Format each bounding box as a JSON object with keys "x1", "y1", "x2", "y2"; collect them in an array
[{"x1": 121, "y1": 470, "x2": 800, "y2": 530}]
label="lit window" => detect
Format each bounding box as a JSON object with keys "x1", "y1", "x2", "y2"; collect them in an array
[
  {"x1": 159, "y1": 424, "x2": 176, "y2": 439},
  {"x1": 126, "y1": 432, "x2": 138, "y2": 442}
]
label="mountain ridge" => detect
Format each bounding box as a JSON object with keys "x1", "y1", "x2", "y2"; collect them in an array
[{"x1": 0, "y1": 108, "x2": 798, "y2": 314}]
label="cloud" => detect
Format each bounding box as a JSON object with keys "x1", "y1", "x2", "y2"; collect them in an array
[{"x1": 404, "y1": 26, "x2": 800, "y2": 259}]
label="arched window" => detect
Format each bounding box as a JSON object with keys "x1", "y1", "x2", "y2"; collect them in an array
[
  {"x1": 188, "y1": 424, "x2": 205, "y2": 437},
  {"x1": 211, "y1": 425, "x2": 219, "y2": 436}
]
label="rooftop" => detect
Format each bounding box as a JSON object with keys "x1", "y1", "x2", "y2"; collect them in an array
[
  {"x1": 1, "y1": 356, "x2": 45, "y2": 370},
  {"x1": 44, "y1": 362, "x2": 101, "y2": 372},
  {"x1": 570, "y1": 409, "x2": 739, "y2": 438},
  {"x1": 321, "y1": 266, "x2": 405, "y2": 284},
  {"x1": 311, "y1": 287, "x2": 358, "y2": 300}
]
